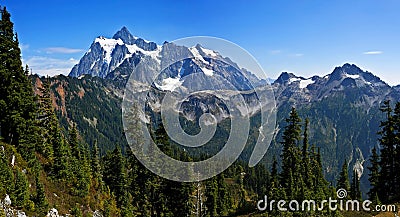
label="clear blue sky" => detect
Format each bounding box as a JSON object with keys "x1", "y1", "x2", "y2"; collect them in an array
[{"x1": 3, "y1": 0, "x2": 400, "y2": 85}]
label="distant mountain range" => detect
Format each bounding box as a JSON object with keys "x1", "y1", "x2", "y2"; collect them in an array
[{"x1": 62, "y1": 27, "x2": 400, "y2": 195}]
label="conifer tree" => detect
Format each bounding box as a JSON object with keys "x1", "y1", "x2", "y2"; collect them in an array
[
  {"x1": 280, "y1": 107, "x2": 302, "y2": 198},
  {"x1": 393, "y1": 102, "x2": 400, "y2": 200},
  {"x1": 103, "y1": 147, "x2": 128, "y2": 209},
  {"x1": 0, "y1": 156, "x2": 14, "y2": 197},
  {"x1": 34, "y1": 174, "x2": 49, "y2": 215},
  {"x1": 377, "y1": 100, "x2": 396, "y2": 202},
  {"x1": 91, "y1": 140, "x2": 102, "y2": 188},
  {"x1": 36, "y1": 77, "x2": 55, "y2": 160},
  {"x1": 337, "y1": 160, "x2": 350, "y2": 193},
  {"x1": 216, "y1": 173, "x2": 228, "y2": 216},
  {"x1": 205, "y1": 177, "x2": 218, "y2": 217},
  {"x1": 302, "y1": 118, "x2": 313, "y2": 193},
  {"x1": 270, "y1": 156, "x2": 279, "y2": 188},
  {"x1": 13, "y1": 169, "x2": 29, "y2": 208},
  {"x1": 313, "y1": 147, "x2": 329, "y2": 200},
  {"x1": 52, "y1": 128, "x2": 70, "y2": 180},
  {"x1": 69, "y1": 124, "x2": 81, "y2": 159},
  {"x1": 367, "y1": 146, "x2": 380, "y2": 203},
  {"x1": 350, "y1": 169, "x2": 361, "y2": 200},
  {"x1": 0, "y1": 7, "x2": 39, "y2": 161},
  {"x1": 68, "y1": 124, "x2": 91, "y2": 197}
]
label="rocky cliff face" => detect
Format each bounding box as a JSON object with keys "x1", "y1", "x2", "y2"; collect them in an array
[{"x1": 69, "y1": 27, "x2": 160, "y2": 79}]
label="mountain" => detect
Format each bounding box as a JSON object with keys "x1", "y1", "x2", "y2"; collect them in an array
[
  {"x1": 273, "y1": 63, "x2": 393, "y2": 107},
  {"x1": 69, "y1": 27, "x2": 160, "y2": 79},
  {"x1": 269, "y1": 64, "x2": 400, "y2": 195},
  {"x1": 69, "y1": 27, "x2": 273, "y2": 127},
  {"x1": 65, "y1": 28, "x2": 400, "y2": 196},
  {"x1": 69, "y1": 27, "x2": 265, "y2": 91}
]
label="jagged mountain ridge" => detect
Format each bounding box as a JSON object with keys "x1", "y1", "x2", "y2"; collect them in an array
[
  {"x1": 272, "y1": 63, "x2": 393, "y2": 107},
  {"x1": 69, "y1": 27, "x2": 267, "y2": 92},
  {"x1": 69, "y1": 27, "x2": 160, "y2": 79},
  {"x1": 66, "y1": 27, "x2": 400, "y2": 196}
]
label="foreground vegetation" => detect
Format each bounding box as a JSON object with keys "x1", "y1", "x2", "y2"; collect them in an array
[{"x1": 1, "y1": 5, "x2": 400, "y2": 217}]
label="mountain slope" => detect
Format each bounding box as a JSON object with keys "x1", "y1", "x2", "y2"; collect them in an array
[
  {"x1": 69, "y1": 27, "x2": 160, "y2": 79},
  {"x1": 66, "y1": 28, "x2": 400, "y2": 196}
]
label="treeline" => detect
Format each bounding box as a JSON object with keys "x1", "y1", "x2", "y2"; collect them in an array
[
  {"x1": 0, "y1": 6, "x2": 338, "y2": 216},
  {"x1": 367, "y1": 100, "x2": 400, "y2": 204},
  {"x1": 0, "y1": 5, "x2": 52, "y2": 215},
  {"x1": 252, "y1": 108, "x2": 340, "y2": 216},
  {"x1": 4, "y1": 4, "x2": 399, "y2": 217}
]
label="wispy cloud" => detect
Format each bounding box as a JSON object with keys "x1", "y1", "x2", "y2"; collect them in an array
[
  {"x1": 288, "y1": 53, "x2": 304, "y2": 57},
  {"x1": 20, "y1": 43, "x2": 30, "y2": 51},
  {"x1": 363, "y1": 51, "x2": 383, "y2": 55},
  {"x1": 23, "y1": 56, "x2": 79, "y2": 77},
  {"x1": 44, "y1": 47, "x2": 84, "y2": 54},
  {"x1": 269, "y1": 50, "x2": 282, "y2": 55}
]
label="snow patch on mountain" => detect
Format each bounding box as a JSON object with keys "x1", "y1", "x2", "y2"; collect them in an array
[
  {"x1": 95, "y1": 37, "x2": 124, "y2": 63},
  {"x1": 155, "y1": 77, "x2": 183, "y2": 91},
  {"x1": 201, "y1": 67, "x2": 214, "y2": 76},
  {"x1": 289, "y1": 77, "x2": 301, "y2": 83},
  {"x1": 344, "y1": 73, "x2": 360, "y2": 79},
  {"x1": 189, "y1": 46, "x2": 209, "y2": 65},
  {"x1": 299, "y1": 79, "x2": 315, "y2": 88},
  {"x1": 126, "y1": 44, "x2": 161, "y2": 60},
  {"x1": 200, "y1": 47, "x2": 218, "y2": 57},
  {"x1": 288, "y1": 77, "x2": 315, "y2": 88}
]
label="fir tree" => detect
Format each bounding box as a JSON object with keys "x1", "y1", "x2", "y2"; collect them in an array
[
  {"x1": 91, "y1": 140, "x2": 102, "y2": 188},
  {"x1": 13, "y1": 169, "x2": 29, "y2": 208},
  {"x1": 34, "y1": 174, "x2": 49, "y2": 215},
  {"x1": 68, "y1": 124, "x2": 81, "y2": 159},
  {"x1": 350, "y1": 169, "x2": 361, "y2": 200},
  {"x1": 52, "y1": 128, "x2": 70, "y2": 180},
  {"x1": 68, "y1": 124, "x2": 91, "y2": 197},
  {"x1": 36, "y1": 77, "x2": 55, "y2": 160},
  {"x1": 0, "y1": 6, "x2": 39, "y2": 161},
  {"x1": 393, "y1": 102, "x2": 400, "y2": 200},
  {"x1": 337, "y1": 160, "x2": 350, "y2": 193},
  {"x1": 367, "y1": 146, "x2": 380, "y2": 203},
  {"x1": 270, "y1": 156, "x2": 279, "y2": 187},
  {"x1": 216, "y1": 173, "x2": 228, "y2": 216},
  {"x1": 103, "y1": 147, "x2": 128, "y2": 209},
  {"x1": 302, "y1": 118, "x2": 313, "y2": 193},
  {"x1": 280, "y1": 107, "x2": 302, "y2": 199},
  {"x1": 205, "y1": 177, "x2": 218, "y2": 217},
  {"x1": 0, "y1": 156, "x2": 14, "y2": 197},
  {"x1": 377, "y1": 100, "x2": 396, "y2": 202}
]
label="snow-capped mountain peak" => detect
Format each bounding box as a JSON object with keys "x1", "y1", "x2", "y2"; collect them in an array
[
  {"x1": 272, "y1": 63, "x2": 391, "y2": 106},
  {"x1": 112, "y1": 26, "x2": 138, "y2": 44},
  {"x1": 69, "y1": 27, "x2": 161, "y2": 78},
  {"x1": 93, "y1": 37, "x2": 124, "y2": 64}
]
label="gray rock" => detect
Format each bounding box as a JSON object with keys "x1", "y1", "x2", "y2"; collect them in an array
[
  {"x1": 4, "y1": 195, "x2": 11, "y2": 206},
  {"x1": 46, "y1": 208, "x2": 59, "y2": 217},
  {"x1": 93, "y1": 210, "x2": 103, "y2": 217}
]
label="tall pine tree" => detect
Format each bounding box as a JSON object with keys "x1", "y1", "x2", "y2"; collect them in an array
[
  {"x1": 337, "y1": 160, "x2": 350, "y2": 193},
  {"x1": 0, "y1": 6, "x2": 39, "y2": 161},
  {"x1": 377, "y1": 100, "x2": 396, "y2": 202},
  {"x1": 280, "y1": 107, "x2": 302, "y2": 197},
  {"x1": 367, "y1": 146, "x2": 380, "y2": 203}
]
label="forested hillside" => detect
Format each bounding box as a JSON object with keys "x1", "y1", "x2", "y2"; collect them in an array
[{"x1": 1, "y1": 4, "x2": 400, "y2": 217}]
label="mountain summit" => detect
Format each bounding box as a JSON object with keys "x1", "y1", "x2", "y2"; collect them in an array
[
  {"x1": 68, "y1": 27, "x2": 266, "y2": 92},
  {"x1": 69, "y1": 27, "x2": 159, "y2": 78},
  {"x1": 112, "y1": 26, "x2": 137, "y2": 44}
]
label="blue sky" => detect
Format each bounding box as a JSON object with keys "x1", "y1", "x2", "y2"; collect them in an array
[{"x1": 3, "y1": 0, "x2": 400, "y2": 85}]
